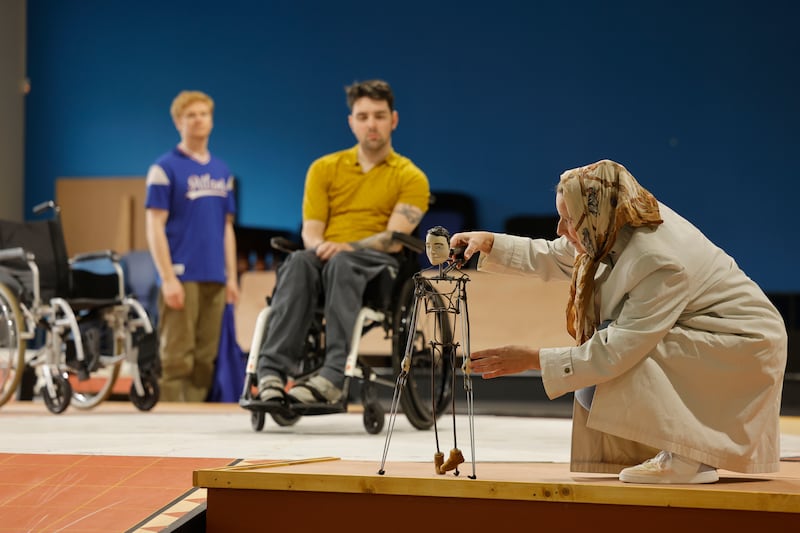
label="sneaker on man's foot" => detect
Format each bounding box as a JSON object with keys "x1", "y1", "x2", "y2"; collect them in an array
[
  {"x1": 619, "y1": 450, "x2": 719, "y2": 484},
  {"x1": 287, "y1": 375, "x2": 342, "y2": 405},
  {"x1": 257, "y1": 375, "x2": 285, "y2": 402}
]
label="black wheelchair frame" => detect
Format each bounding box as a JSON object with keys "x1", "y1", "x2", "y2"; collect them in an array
[{"x1": 239, "y1": 232, "x2": 456, "y2": 434}]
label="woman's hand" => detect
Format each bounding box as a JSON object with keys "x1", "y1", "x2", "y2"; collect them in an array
[
  {"x1": 449, "y1": 231, "x2": 495, "y2": 262},
  {"x1": 469, "y1": 345, "x2": 541, "y2": 379}
]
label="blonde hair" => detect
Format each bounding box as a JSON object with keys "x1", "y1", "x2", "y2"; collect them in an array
[{"x1": 170, "y1": 90, "x2": 214, "y2": 122}]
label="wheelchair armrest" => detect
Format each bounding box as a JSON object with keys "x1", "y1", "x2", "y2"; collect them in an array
[
  {"x1": 391, "y1": 232, "x2": 424, "y2": 254},
  {"x1": 270, "y1": 236, "x2": 302, "y2": 253},
  {"x1": 270, "y1": 233, "x2": 424, "y2": 254},
  {"x1": 71, "y1": 250, "x2": 120, "y2": 264},
  {"x1": 0, "y1": 247, "x2": 33, "y2": 263}
]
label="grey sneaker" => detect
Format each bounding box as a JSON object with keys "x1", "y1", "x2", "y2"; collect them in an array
[
  {"x1": 257, "y1": 375, "x2": 285, "y2": 402},
  {"x1": 287, "y1": 375, "x2": 342, "y2": 405}
]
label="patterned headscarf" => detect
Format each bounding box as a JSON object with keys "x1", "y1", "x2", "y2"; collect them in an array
[{"x1": 559, "y1": 160, "x2": 663, "y2": 344}]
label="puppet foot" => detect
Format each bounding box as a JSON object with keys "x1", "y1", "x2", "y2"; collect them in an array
[
  {"x1": 437, "y1": 448, "x2": 465, "y2": 474},
  {"x1": 434, "y1": 451, "x2": 444, "y2": 474}
]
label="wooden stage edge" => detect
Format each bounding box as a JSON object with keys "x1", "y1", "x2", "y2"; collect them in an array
[{"x1": 195, "y1": 458, "x2": 800, "y2": 531}]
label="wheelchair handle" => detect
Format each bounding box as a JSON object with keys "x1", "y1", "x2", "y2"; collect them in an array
[
  {"x1": 33, "y1": 200, "x2": 59, "y2": 215},
  {"x1": 71, "y1": 250, "x2": 120, "y2": 263},
  {"x1": 0, "y1": 247, "x2": 32, "y2": 263},
  {"x1": 270, "y1": 236, "x2": 302, "y2": 253},
  {"x1": 391, "y1": 232, "x2": 424, "y2": 253},
  {"x1": 270, "y1": 233, "x2": 424, "y2": 254}
]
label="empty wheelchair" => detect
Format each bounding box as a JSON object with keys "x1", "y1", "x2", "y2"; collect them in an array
[
  {"x1": 239, "y1": 233, "x2": 456, "y2": 434},
  {"x1": 0, "y1": 201, "x2": 160, "y2": 414}
]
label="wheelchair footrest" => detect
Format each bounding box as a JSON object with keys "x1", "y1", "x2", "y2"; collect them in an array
[
  {"x1": 240, "y1": 398, "x2": 288, "y2": 411},
  {"x1": 240, "y1": 396, "x2": 347, "y2": 416},
  {"x1": 288, "y1": 401, "x2": 347, "y2": 416},
  {"x1": 240, "y1": 397, "x2": 302, "y2": 419},
  {"x1": 65, "y1": 357, "x2": 91, "y2": 381}
]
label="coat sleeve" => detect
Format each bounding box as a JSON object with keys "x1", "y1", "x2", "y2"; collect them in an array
[
  {"x1": 478, "y1": 233, "x2": 575, "y2": 281},
  {"x1": 540, "y1": 253, "x2": 691, "y2": 399}
]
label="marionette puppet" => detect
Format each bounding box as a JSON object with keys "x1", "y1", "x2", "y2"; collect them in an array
[{"x1": 378, "y1": 225, "x2": 476, "y2": 479}]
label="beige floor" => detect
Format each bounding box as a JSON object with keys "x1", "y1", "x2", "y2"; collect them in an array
[{"x1": 1, "y1": 400, "x2": 799, "y2": 463}]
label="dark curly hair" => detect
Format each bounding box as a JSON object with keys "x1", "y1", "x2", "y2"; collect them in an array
[{"x1": 345, "y1": 79, "x2": 394, "y2": 111}]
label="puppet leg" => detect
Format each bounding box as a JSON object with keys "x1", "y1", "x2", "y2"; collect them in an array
[
  {"x1": 378, "y1": 281, "x2": 424, "y2": 475},
  {"x1": 459, "y1": 278, "x2": 477, "y2": 479}
]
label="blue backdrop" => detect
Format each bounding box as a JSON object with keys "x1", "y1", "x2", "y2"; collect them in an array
[{"x1": 24, "y1": 0, "x2": 799, "y2": 291}]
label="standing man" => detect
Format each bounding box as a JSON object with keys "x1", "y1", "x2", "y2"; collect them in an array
[
  {"x1": 256, "y1": 79, "x2": 430, "y2": 405},
  {"x1": 145, "y1": 90, "x2": 239, "y2": 402}
]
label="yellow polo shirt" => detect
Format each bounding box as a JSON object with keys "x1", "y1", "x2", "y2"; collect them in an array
[{"x1": 302, "y1": 145, "x2": 430, "y2": 243}]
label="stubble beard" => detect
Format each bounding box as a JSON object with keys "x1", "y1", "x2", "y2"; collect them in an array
[{"x1": 360, "y1": 135, "x2": 388, "y2": 155}]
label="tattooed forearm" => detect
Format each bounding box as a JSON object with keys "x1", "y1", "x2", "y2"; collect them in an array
[
  {"x1": 348, "y1": 204, "x2": 425, "y2": 253},
  {"x1": 396, "y1": 204, "x2": 424, "y2": 226},
  {"x1": 351, "y1": 231, "x2": 394, "y2": 252}
]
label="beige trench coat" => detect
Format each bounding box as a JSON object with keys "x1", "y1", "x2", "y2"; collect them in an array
[{"x1": 478, "y1": 203, "x2": 787, "y2": 474}]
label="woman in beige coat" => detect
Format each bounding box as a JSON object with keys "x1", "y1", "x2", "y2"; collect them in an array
[{"x1": 452, "y1": 159, "x2": 787, "y2": 484}]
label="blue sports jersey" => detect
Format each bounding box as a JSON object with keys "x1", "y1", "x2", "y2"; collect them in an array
[{"x1": 145, "y1": 148, "x2": 235, "y2": 284}]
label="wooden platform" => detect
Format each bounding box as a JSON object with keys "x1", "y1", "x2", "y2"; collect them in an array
[{"x1": 195, "y1": 457, "x2": 800, "y2": 532}]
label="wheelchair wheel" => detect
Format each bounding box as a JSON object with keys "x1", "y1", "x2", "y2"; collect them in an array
[
  {"x1": 130, "y1": 372, "x2": 159, "y2": 411},
  {"x1": 392, "y1": 277, "x2": 454, "y2": 430},
  {"x1": 251, "y1": 410, "x2": 266, "y2": 431},
  {"x1": 0, "y1": 283, "x2": 25, "y2": 408},
  {"x1": 62, "y1": 312, "x2": 122, "y2": 410},
  {"x1": 363, "y1": 401, "x2": 385, "y2": 434},
  {"x1": 70, "y1": 360, "x2": 121, "y2": 410},
  {"x1": 271, "y1": 409, "x2": 302, "y2": 427},
  {"x1": 360, "y1": 377, "x2": 384, "y2": 434},
  {"x1": 43, "y1": 371, "x2": 72, "y2": 414}
]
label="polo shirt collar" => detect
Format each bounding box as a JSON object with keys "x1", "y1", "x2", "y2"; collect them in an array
[{"x1": 346, "y1": 144, "x2": 399, "y2": 168}]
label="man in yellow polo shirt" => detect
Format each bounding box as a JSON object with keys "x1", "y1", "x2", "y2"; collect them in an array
[{"x1": 256, "y1": 79, "x2": 430, "y2": 405}]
